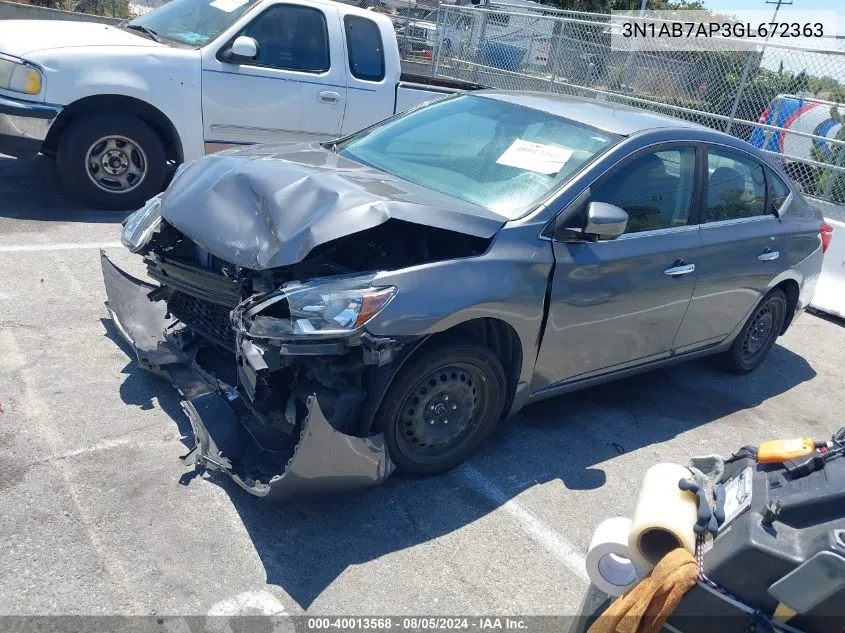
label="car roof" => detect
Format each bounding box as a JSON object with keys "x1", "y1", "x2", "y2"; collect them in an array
[{"x1": 479, "y1": 91, "x2": 710, "y2": 137}]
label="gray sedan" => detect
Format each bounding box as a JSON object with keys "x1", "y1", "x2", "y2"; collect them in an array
[{"x1": 104, "y1": 91, "x2": 827, "y2": 499}]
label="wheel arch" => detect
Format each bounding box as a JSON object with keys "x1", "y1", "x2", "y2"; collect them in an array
[
  {"x1": 360, "y1": 317, "x2": 524, "y2": 435},
  {"x1": 773, "y1": 277, "x2": 801, "y2": 334},
  {"x1": 43, "y1": 94, "x2": 183, "y2": 164}
]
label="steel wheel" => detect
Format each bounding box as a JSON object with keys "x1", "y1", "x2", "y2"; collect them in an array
[
  {"x1": 720, "y1": 289, "x2": 787, "y2": 375},
  {"x1": 396, "y1": 364, "x2": 483, "y2": 462},
  {"x1": 741, "y1": 303, "x2": 775, "y2": 364},
  {"x1": 377, "y1": 341, "x2": 507, "y2": 476},
  {"x1": 85, "y1": 135, "x2": 148, "y2": 194}
]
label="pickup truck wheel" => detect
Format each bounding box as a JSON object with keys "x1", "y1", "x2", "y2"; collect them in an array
[
  {"x1": 377, "y1": 341, "x2": 506, "y2": 477},
  {"x1": 719, "y1": 289, "x2": 787, "y2": 375},
  {"x1": 57, "y1": 115, "x2": 167, "y2": 210}
]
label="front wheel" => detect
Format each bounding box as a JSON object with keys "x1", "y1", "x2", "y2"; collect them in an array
[
  {"x1": 719, "y1": 289, "x2": 787, "y2": 375},
  {"x1": 57, "y1": 115, "x2": 167, "y2": 210},
  {"x1": 376, "y1": 341, "x2": 507, "y2": 477}
]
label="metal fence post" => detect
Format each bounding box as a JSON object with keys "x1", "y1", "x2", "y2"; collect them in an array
[
  {"x1": 472, "y1": 3, "x2": 489, "y2": 84},
  {"x1": 725, "y1": 47, "x2": 757, "y2": 135},
  {"x1": 432, "y1": 4, "x2": 446, "y2": 78}
]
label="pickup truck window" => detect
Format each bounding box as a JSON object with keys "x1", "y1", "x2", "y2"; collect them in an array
[
  {"x1": 240, "y1": 5, "x2": 330, "y2": 73},
  {"x1": 344, "y1": 15, "x2": 385, "y2": 82},
  {"x1": 338, "y1": 95, "x2": 619, "y2": 219},
  {"x1": 126, "y1": 0, "x2": 259, "y2": 47}
]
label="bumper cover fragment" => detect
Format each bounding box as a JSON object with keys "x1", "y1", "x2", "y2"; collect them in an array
[{"x1": 101, "y1": 252, "x2": 394, "y2": 500}]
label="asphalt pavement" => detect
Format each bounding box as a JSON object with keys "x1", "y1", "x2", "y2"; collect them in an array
[{"x1": 1, "y1": 152, "x2": 843, "y2": 618}]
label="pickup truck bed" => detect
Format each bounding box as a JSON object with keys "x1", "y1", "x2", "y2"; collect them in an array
[{"x1": 396, "y1": 73, "x2": 487, "y2": 115}]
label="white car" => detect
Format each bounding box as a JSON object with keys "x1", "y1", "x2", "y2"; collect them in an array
[{"x1": 0, "y1": 0, "x2": 474, "y2": 209}]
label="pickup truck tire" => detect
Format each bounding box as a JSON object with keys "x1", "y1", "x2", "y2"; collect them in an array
[
  {"x1": 376, "y1": 341, "x2": 506, "y2": 477},
  {"x1": 719, "y1": 289, "x2": 787, "y2": 375},
  {"x1": 57, "y1": 115, "x2": 167, "y2": 211}
]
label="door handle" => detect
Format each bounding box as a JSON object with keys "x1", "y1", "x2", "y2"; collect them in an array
[
  {"x1": 664, "y1": 262, "x2": 695, "y2": 276},
  {"x1": 758, "y1": 250, "x2": 780, "y2": 261},
  {"x1": 317, "y1": 90, "x2": 341, "y2": 104}
]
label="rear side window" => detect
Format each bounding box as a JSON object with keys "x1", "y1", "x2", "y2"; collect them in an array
[
  {"x1": 705, "y1": 148, "x2": 767, "y2": 222},
  {"x1": 240, "y1": 5, "x2": 329, "y2": 73},
  {"x1": 344, "y1": 15, "x2": 385, "y2": 82}
]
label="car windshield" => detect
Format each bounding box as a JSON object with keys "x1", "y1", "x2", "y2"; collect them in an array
[
  {"x1": 337, "y1": 95, "x2": 620, "y2": 219},
  {"x1": 125, "y1": 0, "x2": 260, "y2": 47}
]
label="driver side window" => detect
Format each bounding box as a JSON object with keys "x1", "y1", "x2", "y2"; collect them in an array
[
  {"x1": 238, "y1": 5, "x2": 330, "y2": 73},
  {"x1": 588, "y1": 147, "x2": 697, "y2": 234}
]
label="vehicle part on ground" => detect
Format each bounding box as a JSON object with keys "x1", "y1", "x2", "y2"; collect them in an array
[
  {"x1": 719, "y1": 289, "x2": 787, "y2": 375},
  {"x1": 375, "y1": 340, "x2": 506, "y2": 476},
  {"x1": 57, "y1": 115, "x2": 167, "y2": 210}
]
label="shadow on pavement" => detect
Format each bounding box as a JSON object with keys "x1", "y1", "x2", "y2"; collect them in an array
[
  {"x1": 105, "y1": 311, "x2": 815, "y2": 609},
  {"x1": 0, "y1": 155, "x2": 128, "y2": 223}
]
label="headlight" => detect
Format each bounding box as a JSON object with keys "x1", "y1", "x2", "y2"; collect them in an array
[
  {"x1": 0, "y1": 56, "x2": 43, "y2": 95},
  {"x1": 121, "y1": 195, "x2": 163, "y2": 252},
  {"x1": 241, "y1": 275, "x2": 397, "y2": 338}
]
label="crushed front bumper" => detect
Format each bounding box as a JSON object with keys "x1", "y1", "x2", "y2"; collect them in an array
[
  {"x1": 100, "y1": 252, "x2": 394, "y2": 500},
  {"x1": 0, "y1": 94, "x2": 61, "y2": 156}
]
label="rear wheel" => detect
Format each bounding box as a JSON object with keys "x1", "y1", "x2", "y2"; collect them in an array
[
  {"x1": 719, "y1": 289, "x2": 787, "y2": 374},
  {"x1": 57, "y1": 115, "x2": 167, "y2": 210},
  {"x1": 376, "y1": 341, "x2": 507, "y2": 476}
]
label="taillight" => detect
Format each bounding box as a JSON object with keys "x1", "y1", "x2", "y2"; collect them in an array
[{"x1": 820, "y1": 222, "x2": 834, "y2": 254}]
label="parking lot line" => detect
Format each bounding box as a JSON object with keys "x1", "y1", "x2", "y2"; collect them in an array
[
  {"x1": 0, "y1": 241, "x2": 123, "y2": 253},
  {"x1": 459, "y1": 465, "x2": 590, "y2": 582}
]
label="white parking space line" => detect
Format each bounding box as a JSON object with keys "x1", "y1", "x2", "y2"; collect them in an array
[
  {"x1": 459, "y1": 465, "x2": 590, "y2": 582},
  {"x1": 0, "y1": 241, "x2": 123, "y2": 253}
]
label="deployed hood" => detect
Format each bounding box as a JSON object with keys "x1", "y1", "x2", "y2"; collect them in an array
[
  {"x1": 0, "y1": 20, "x2": 164, "y2": 57},
  {"x1": 160, "y1": 143, "x2": 506, "y2": 271}
]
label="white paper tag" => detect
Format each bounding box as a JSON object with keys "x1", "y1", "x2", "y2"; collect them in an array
[
  {"x1": 496, "y1": 139, "x2": 573, "y2": 175},
  {"x1": 210, "y1": 0, "x2": 248, "y2": 12}
]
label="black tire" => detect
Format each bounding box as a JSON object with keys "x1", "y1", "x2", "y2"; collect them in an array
[
  {"x1": 57, "y1": 115, "x2": 167, "y2": 211},
  {"x1": 376, "y1": 341, "x2": 507, "y2": 477},
  {"x1": 719, "y1": 289, "x2": 787, "y2": 375}
]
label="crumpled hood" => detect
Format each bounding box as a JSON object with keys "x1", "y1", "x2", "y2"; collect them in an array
[
  {"x1": 160, "y1": 143, "x2": 506, "y2": 270},
  {"x1": 0, "y1": 20, "x2": 163, "y2": 57}
]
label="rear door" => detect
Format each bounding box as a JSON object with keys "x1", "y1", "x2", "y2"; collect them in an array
[
  {"x1": 672, "y1": 144, "x2": 791, "y2": 352},
  {"x1": 532, "y1": 144, "x2": 702, "y2": 392},
  {"x1": 200, "y1": 1, "x2": 347, "y2": 152}
]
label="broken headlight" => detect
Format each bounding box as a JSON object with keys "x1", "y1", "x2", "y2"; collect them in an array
[
  {"x1": 244, "y1": 275, "x2": 397, "y2": 338},
  {"x1": 121, "y1": 195, "x2": 162, "y2": 253}
]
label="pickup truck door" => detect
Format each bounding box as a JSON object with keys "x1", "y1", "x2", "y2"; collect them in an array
[
  {"x1": 201, "y1": 1, "x2": 347, "y2": 153},
  {"x1": 531, "y1": 144, "x2": 702, "y2": 392}
]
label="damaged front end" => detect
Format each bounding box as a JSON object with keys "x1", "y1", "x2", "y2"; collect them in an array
[
  {"x1": 101, "y1": 253, "x2": 396, "y2": 499},
  {"x1": 103, "y1": 145, "x2": 498, "y2": 498}
]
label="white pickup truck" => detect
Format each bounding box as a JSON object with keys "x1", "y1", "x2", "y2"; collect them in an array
[{"x1": 0, "y1": 0, "x2": 479, "y2": 208}]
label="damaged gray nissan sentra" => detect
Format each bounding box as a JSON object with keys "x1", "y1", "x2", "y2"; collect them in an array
[{"x1": 102, "y1": 91, "x2": 827, "y2": 499}]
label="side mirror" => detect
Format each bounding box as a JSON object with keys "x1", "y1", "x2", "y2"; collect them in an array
[
  {"x1": 224, "y1": 36, "x2": 259, "y2": 63},
  {"x1": 583, "y1": 202, "x2": 628, "y2": 240}
]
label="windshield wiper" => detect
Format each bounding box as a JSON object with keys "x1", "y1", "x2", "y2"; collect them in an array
[{"x1": 124, "y1": 24, "x2": 161, "y2": 43}]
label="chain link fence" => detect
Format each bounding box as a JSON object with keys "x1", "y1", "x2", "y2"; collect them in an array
[
  {"x1": 23, "y1": 0, "x2": 135, "y2": 18},
  {"x1": 429, "y1": 4, "x2": 845, "y2": 207}
]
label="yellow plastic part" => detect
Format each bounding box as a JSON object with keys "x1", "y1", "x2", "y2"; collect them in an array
[{"x1": 758, "y1": 438, "x2": 815, "y2": 463}]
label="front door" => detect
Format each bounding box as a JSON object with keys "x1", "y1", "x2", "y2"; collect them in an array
[
  {"x1": 201, "y1": 1, "x2": 347, "y2": 153},
  {"x1": 532, "y1": 145, "x2": 702, "y2": 392},
  {"x1": 672, "y1": 145, "x2": 791, "y2": 351}
]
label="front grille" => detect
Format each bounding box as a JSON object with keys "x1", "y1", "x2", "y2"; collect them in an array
[{"x1": 169, "y1": 291, "x2": 236, "y2": 351}]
